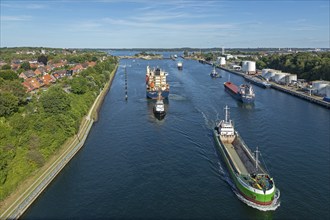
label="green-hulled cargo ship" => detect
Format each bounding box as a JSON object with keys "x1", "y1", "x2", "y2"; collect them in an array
[{"x1": 214, "y1": 106, "x2": 280, "y2": 209}]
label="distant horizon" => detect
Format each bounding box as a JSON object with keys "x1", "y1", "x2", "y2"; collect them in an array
[
  {"x1": 1, "y1": 0, "x2": 329, "y2": 48},
  {"x1": 1, "y1": 46, "x2": 329, "y2": 50}
]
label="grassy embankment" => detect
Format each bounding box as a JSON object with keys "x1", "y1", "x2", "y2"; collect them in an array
[{"x1": 0, "y1": 63, "x2": 118, "y2": 218}]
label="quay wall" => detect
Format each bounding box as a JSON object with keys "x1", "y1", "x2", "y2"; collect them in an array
[{"x1": 217, "y1": 65, "x2": 330, "y2": 109}]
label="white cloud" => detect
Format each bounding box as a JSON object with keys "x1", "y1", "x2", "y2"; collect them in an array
[{"x1": 0, "y1": 15, "x2": 32, "y2": 21}]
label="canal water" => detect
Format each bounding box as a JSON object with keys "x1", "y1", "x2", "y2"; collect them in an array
[{"x1": 23, "y1": 52, "x2": 330, "y2": 219}]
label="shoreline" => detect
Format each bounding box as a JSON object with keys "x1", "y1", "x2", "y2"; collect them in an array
[
  {"x1": 214, "y1": 65, "x2": 330, "y2": 109},
  {"x1": 0, "y1": 63, "x2": 118, "y2": 220}
]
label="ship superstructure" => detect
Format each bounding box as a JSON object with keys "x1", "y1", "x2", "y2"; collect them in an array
[{"x1": 146, "y1": 66, "x2": 170, "y2": 99}]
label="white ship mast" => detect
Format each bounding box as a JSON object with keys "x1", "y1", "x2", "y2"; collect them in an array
[{"x1": 255, "y1": 146, "x2": 259, "y2": 171}]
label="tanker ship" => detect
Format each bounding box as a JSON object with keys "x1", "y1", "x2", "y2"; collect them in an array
[
  {"x1": 224, "y1": 81, "x2": 255, "y2": 103},
  {"x1": 146, "y1": 66, "x2": 170, "y2": 99},
  {"x1": 214, "y1": 106, "x2": 279, "y2": 208}
]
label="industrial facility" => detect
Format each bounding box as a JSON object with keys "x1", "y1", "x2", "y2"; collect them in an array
[{"x1": 261, "y1": 69, "x2": 297, "y2": 85}]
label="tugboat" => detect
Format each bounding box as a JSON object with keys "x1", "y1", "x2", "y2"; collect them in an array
[
  {"x1": 214, "y1": 106, "x2": 280, "y2": 209},
  {"x1": 177, "y1": 61, "x2": 183, "y2": 70},
  {"x1": 224, "y1": 82, "x2": 255, "y2": 103},
  {"x1": 210, "y1": 67, "x2": 221, "y2": 78},
  {"x1": 153, "y1": 92, "x2": 166, "y2": 120}
]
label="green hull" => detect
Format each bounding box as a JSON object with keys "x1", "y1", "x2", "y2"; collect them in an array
[{"x1": 213, "y1": 130, "x2": 275, "y2": 206}]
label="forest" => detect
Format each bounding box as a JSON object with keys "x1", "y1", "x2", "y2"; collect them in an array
[
  {"x1": 256, "y1": 52, "x2": 330, "y2": 81},
  {"x1": 0, "y1": 50, "x2": 117, "y2": 201}
]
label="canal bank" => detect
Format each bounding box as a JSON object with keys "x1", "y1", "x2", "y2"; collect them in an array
[{"x1": 0, "y1": 64, "x2": 118, "y2": 220}]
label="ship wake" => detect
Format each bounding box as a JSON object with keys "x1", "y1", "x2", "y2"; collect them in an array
[
  {"x1": 218, "y1": 164, "x2": 281, "y2": 211},
  {"x1": 233, "y1": 187, "x2": 281, "y2": 211}
]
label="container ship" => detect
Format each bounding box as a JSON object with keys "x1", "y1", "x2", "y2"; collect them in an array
[
  {"x1": 224, "y1": 81, "x2": 255, "y2": 103},
  {"x1": 244, "y1": 75, "x2": 271, "y2": 89},
  {"x1": 146, "y1": 66, "x2": 170, "y2": 99},
  {"x1": 214, "y1": 106, "x2": 279, "y2": 208}
]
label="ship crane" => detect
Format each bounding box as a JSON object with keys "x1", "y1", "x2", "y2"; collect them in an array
[{"x1": 255, "y1": 146, "x2": 259, "y2": 172}]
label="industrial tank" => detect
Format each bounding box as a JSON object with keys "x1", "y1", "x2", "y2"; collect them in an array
[
  {"x1": 246, "y1": 61, "x2": 256, "y2": 72},
  {"x1": 220, "y1": 57, "x2": 226, "y2": 66}
]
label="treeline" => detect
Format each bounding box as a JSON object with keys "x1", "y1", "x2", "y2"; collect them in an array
[
  {"x1": 0, "y1": 55, "x2": 117, "y2": 201},
  {"x1": 257, "y1": 52, "x2": 330, "y2": 81}
]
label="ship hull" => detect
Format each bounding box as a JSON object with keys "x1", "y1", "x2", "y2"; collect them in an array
[
  {"x1": 224, "y1": 82, "x2": 255, "y2": 103},
  {"x1": 153, "y1": 109, "x2": 166, "y2": 120},
  {"x1": 146, "y1": 90, "x2": 169, "y2": 99},
  {"x1": 213, "y1": 130, "x2": 275, "y2": 206}
]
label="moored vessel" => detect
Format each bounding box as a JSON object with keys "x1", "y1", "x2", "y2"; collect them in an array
[
  {"x1": 146, "y1": 66, "x2": 170, "y2": 99},
  {"x1": 213, "y1": 106, "x2": 280, "y2": 209},
  {"x1": 244, "y1": 75, "x2": 271, "y2": 88},
  {"x1": 224, "y1": 81, "x2": 255, "y2": 103}
]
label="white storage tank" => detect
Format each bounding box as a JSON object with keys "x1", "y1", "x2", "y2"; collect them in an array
[
  {"x1": 312, "y1": 81, "x2": 329, "y2": 91},
  {"x1": 262, "y1": 69, "x2": 271, "y2": 78},
  {"x1": 325, "y1": 85, "x2": 330, "y2": 97},
  {"x1": 247, "y1": 61, "x2": 256, "y2": 72},
  {"x1": 220, "y1": 57, "x2": 226, "y2": 66},
  {"x1": 242, "y1": 61, "x2": 256, "y2": 73},
  {"x1": 285, "y1": 74, "x2": 297, "y2": 84},
  {"x1": 242, "y1": 61, "x2": 248, "y2": 72},
  {"x1": 274, "y1": 73, "x2": 288, "y2": 83}
]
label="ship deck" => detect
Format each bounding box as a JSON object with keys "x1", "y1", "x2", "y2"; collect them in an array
[
  {"x1": 223, "y1": 137, "x2": 258, "y2": 175},
  {"x1": 224, "y1": 143, "x2": 248, "y2": 174}
]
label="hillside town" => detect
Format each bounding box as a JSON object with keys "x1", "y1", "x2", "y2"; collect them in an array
[{"x1": 0, "y1": 49, "x2": 103, "y2": 93}]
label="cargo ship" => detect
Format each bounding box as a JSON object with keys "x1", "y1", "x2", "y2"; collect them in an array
[
  {"x1": 224, "y1": 81, "x2": 255, "y2": 103},
  {"x1": 146, "y1": 66, "x2": 170, "y2": 99},
  {"x1": 214, "y1": 106, "x2": 279, "y2": 208},
  {"x1": 244, "y1": 75, "x2": 271, "y2": 89}
]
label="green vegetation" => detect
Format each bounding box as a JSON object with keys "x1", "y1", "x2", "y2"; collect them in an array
[
  {"x1": 0, "y1": 49, "x2": 117, "y2": 201},
  {"x1": 256, "y1": 52, "x2": 330, "y2": 81}
]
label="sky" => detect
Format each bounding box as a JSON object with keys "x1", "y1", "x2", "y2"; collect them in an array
[{"x1": 0, "y1": 0, "x2": 329, "y2": 48}]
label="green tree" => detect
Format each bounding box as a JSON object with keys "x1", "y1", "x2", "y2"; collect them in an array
[
  {"x1": 0, "y1": 70, "x2": 18, "y2": 80},
  {"x1": 1, "y1": 64, "x2": 11, "y2": 70},
  {"x1": 70, "y1": 77, "x2": 88, "y2": 94},
  {"x1": 20, "y1": 62, "x2": 31, "y2": 71},
  {"x1": 37, "y1": 55, "x2": 48, "y2": 65},
  {"x1": 40, "y1": 86, "x2": 71, "y2": 114},
  {"x1": 0, "y1": 92, "x2": 19, "y2": 117}
]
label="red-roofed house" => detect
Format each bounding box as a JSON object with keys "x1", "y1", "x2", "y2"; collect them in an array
[
  {"x1": 88, "y1": 61, "x2": 96, "y2": 67},
  {"x1": 19, "y1": 70, "x2": 35, "y2": 79},
  {"x1": 22, "y1": 78, "x2": 41, "y2": 92},
  {"x1": 34, "y1": 67, "x2": 47, "y2": 76},
  {"x1": 70, "y1": 64, "x2": 84, "y2": 74},
  {"x1": 41, "y1": 74, "x2": 56, "y2": 85}
]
